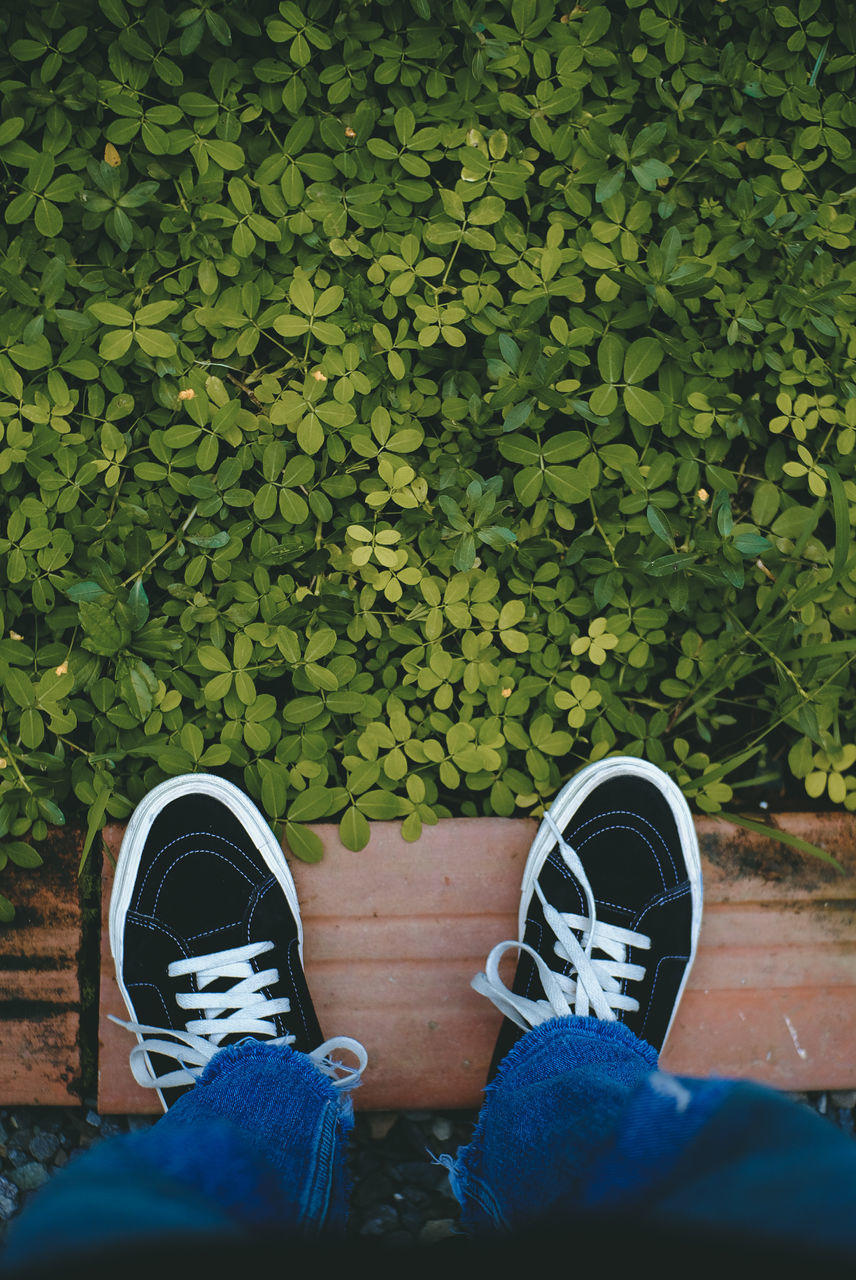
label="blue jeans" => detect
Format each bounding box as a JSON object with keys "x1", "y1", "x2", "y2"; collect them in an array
[{"x1": 5, "y1": 1019, "x2": 856, "y2": 1266}]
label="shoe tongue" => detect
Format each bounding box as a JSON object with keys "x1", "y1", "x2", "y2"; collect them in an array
[{"x1": 199, "y1": 972, "x2": 245, "y2": 996}]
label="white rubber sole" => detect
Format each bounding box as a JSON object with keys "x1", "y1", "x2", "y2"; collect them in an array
[
  {"x1": 519, "y1": 755, "x2": 703, "y2": 1045},
  {"x1": 109, "y1": 772, "x2": 304, "y2": 992}
]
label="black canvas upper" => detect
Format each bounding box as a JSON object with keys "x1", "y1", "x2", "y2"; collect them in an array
[
  {"x1": 490, "y1": 771, "x2": 698, "y2": 1077},
  {"x1": 114, "y1": 793, "x2": 321, "y2": 1103}
]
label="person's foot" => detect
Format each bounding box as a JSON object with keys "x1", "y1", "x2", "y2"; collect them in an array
[
  {"x1": 109, "y1": 773, "x2": 366, "y2": 1110},
  {"x1": 473, "y1": 756, "x2": 703, "y2": 1078}
]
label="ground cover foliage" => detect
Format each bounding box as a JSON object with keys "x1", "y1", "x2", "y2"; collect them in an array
[{"x1": 1, "y1": 0, "x2": 856, "y2": 914}]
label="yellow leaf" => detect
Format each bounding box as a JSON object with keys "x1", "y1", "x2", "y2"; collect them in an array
[
  {"x1": 805, "y1": 770, "x2": 827, "y2": 799},
  {"x1": 828, "y1": 772, "x2": 847, "y2": 805}
]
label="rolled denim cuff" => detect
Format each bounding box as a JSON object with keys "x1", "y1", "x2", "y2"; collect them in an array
[{"x1": 448, "y1": 1017, "x2": 658, "y2": 1232}]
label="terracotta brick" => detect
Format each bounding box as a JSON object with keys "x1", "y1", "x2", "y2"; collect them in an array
[
  {"x1": 98, "y1": 813, "x2": 856, "y2": 1114},
  {"x1": 0, "y1": 826, "x2": 84, "y2": 1105}
]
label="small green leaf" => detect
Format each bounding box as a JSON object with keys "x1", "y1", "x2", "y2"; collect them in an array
[
  {"x1": 128, "y1": 579, "x2": 150, "y2": 628},
  {"x1": 99, "y1": 329, "x2": 134, "y2": 360},
  {"x1": 544, "y1": 465, "x2": 593, "y2": 504},
  {"x1": 339, "y1": 804, "x2": 370, "y2": 850},
  {"x1": 623, "y1": 385, "x2": 664, "y2": 425},
  {"x1": 135, "y1": 328, "x2": 176, "y2": 357},
  {"x1": 289, "y1": 274, "x2": 315, "y2": 315},
  {"x1": 89, "y1": 301, "x2": 133, "y2": 326},
  {"x1": 646, "y1": 504, "x2": 675, "y2": 549},
  {"x1": 119, "y1": 659, "x2": 158, "y2": 720},
  {"x1": 4, "y1": 668, "x2": 35, "y2": 708},
  {"x1": 356, "y1": 789, "x2": 407, "y2": 820},
  {"x1": 6, "y1": 841, "x2": 43, "y2": 868},
  {"x1": 469, "y1": 196, "x2": 505, "y2": 225},
  {"x1": 19, "y1": 707, "x2": 44, "y2": 748},
  {"x1": 274, "y1": 314, "x2": 311, "y2": 337},
  {"x1": 285, "y1": 820, "x2": 324, "y2": 863},
  {"x1": 288, "y1": 787, "x2": 335, "y2": 823},
  {"x1": 582, "y1": 241, "x2": 618, "y2": 270},
  {"x1": 198, "y1": 646, "x2": 231, "y2": 672},
  {"x1": 623, "y1": 336, "x2": 664, "y2": 385},
  {"x1": 204, "y1": 138, "x2": 245, "y2": 169},
  {"x1": 597, "y1": 334, "x2": 624, "y2": 383}
]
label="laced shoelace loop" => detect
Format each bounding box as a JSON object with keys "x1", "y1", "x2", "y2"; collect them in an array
[
  {"x1": 111, "y1": 939, "x2": 367, "y2": 1092},
  {"x1": 472, "y1": 814, "x2": 651, "y2": 1030}
]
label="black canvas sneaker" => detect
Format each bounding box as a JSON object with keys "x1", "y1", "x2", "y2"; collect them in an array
[
  {"x1": 109, "y1": 773, "x2": 366, "y2": 1110},
  {"x1": 474, "y1": 756, "x2": 703, "y2": 1079}
]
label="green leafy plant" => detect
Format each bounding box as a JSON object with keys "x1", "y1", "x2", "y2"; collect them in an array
[{"x1": 2, "y1": 0, "x2": 856, "y2": 918}]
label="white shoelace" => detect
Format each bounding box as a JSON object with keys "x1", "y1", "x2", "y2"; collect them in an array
[
  {"x1": 472, "y1": 813, "x2": 651, "y2": 1029},
  {"x1": 110, "y1": 940, "x2": 367, "y2": 1091}
]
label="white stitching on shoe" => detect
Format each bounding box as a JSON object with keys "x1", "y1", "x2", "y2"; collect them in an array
[
  {"x1": 126, "y1": 981, "x2": 176, "y2": 1028},
  {"x1": 574, "y1": 821, "x2": 674, "y2": 891},
  {"x1": 640, "y1": 953, "x2": 690, "y2": 1039},
  {"x1": 187, "y1": 921, "x2": 244, "y2": 942},
  {"x1": 631, "y1": 881, "x2": 691, "y2": 931},
  {"x1": 139, "y1": 834, "x2": 259, "y2": 909},
  {"x1": 127, "y1": 913, "x2": 190, "y2": 953},
  {"x1": 573, "y1": 809, "x2": 680, "y2": 881},
  {"x1": 150, "y1": 849, "x2": 257, "y2": 912}
]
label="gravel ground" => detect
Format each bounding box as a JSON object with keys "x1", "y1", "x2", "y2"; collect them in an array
[
  {"x1": 0, "y1": 1101, "x2": 476, "y2": 1252},
  {"x1": 0, "y1": 1091, "x2": 854, "y2": 1253}
]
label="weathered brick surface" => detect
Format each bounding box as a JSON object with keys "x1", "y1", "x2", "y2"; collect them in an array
[
  {"x1": 98, "y1": 813, "x2": 856, "y2": 1114},
  {"x1": 0, "y1": 827, "x2": 84, "y2": 1104}
]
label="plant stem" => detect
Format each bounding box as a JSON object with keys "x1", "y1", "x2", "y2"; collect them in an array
[
  {"x1": 0, "y1": 736, "x2": 33, "y2": 792},
  {"x1": 122, "y1": 503, "x2": 199, "y2": 587}
]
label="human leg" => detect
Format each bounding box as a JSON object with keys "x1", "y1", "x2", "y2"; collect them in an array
[
  {"x1": 449, "y1": 756, "x2": 856, "y2": 1255},
  {"x1": 4, "y1": 775, "x2": 366, "y2": 1266},
  {"x1": 449, "y1": 755, "x2": 701, "y2": 1229}
]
